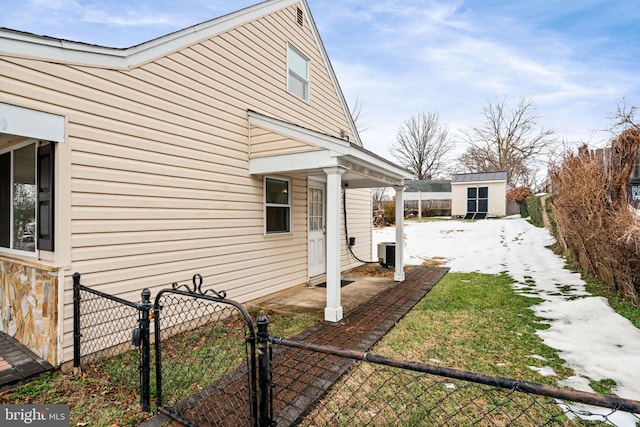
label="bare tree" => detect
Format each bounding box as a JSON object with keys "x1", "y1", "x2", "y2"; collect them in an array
[
  {"x1": 458, "y1": 97, "x2": 556, "y2": 187},
  {"x1": 609, "y1": 97, "x2": 639, "y2": 132},
  {"x1": 391, "y1": 112, "x2": 454, "y2": 180},
  {"x1": 371, "y1": 187, "x2": 388, "y2": 210},
  {"x1": 350, "y1": 95, "x2": 369, "y2": 134}
]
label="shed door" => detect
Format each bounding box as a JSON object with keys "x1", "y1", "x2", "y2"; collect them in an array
[
  {"x1": 308, "y1": 183, "x2": 326, "y2": 277},
  {"x1": 465, "y1": 186, "x2": 488, "y2": 219}
]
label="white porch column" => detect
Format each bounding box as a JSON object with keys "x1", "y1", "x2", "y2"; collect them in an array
[
  {"x1": 323, "y1": 166, "x2": 347, "y2": 322},
  {"x1": 394, "y1": 185, "x2": 405, "y2": 281}
]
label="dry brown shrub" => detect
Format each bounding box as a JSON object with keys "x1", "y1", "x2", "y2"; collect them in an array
[
  {"x1": 550, "y1": 128, "x2": 640, "y2": 302},
  {"x1": 506, "y1": 186, "x2": 533, "y2": 203}
]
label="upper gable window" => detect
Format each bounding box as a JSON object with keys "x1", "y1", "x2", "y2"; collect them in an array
[{"x1": 287, "y1": 45, "x2": 309, "y2": 102}]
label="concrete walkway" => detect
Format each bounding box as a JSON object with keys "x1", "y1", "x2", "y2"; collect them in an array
[{"x1": 0, "y1": 333, "x2": 53, "y2": 392}]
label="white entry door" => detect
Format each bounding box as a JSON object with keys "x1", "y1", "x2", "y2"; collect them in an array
[{"x1": 308, "y1": 182, "x2": 326, "y2": 277}]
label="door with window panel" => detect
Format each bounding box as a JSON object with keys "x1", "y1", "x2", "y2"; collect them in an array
[{"x1": 308, "y1": 183, "x2": 326, "y2": 277}]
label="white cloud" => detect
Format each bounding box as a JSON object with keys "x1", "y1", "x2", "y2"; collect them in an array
[{"x1": 80, "y1": 10, "x2": 173, "y2": 26}]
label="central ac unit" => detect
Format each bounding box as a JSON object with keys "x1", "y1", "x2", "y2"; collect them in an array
[{"x1": 377, "y1": 242, "x2": 395, "y2": 268}]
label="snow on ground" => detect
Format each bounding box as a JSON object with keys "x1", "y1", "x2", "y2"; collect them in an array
[{"x1": 373, "y1": 217, "x2": 640, "y2": 426}]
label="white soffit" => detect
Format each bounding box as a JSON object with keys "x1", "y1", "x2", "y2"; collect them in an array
[
  {"x1": 0, "y1": 103, "x2": 64, "y2": 142},
  {"x1": 248, "y1": 110, "x2": 411, "y2": 182},
  {"x1": 249, "y1": 149, "x2": 337, "y2": 175}
]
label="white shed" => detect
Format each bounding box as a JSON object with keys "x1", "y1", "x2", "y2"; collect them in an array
[{"x1": 451, "y1": 172, "x2": 508, "y2": 219}]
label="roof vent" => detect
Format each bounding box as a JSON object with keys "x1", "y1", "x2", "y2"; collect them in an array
[{"x1": 296, "y1": 7, "x2": 304, "y2": 26}]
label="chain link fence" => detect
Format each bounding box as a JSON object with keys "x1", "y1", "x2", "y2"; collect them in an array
[
  {"x1": 153, "y1": 283, "x2": 257, "y2": 426},
  {"x1": 264, "y1": 333, "x2": 640, "y2": 427},
  {"x1": 72, "y1": 273, "x2": 142, "y2": 403},
  {"x1": 73, "y1": 273, "x2": 259, "y2": 424},
  {"x1": 73, "y1": 274, "x2": 640, "y2": 426}
]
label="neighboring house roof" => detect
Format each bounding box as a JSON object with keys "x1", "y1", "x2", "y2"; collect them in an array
[
  {"x1": 452, "y1": 171, "x2": 507, "y2": 183},
  {"x1": 405, "y1": 180, "x2": 451, "y2": 193}
]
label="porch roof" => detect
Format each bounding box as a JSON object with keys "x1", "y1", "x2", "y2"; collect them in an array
[{"x1": 247, "y1": 110, "x2": 412, "y2": 188}]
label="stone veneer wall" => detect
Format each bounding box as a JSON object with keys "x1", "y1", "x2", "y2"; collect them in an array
[{"x1": 0, "y1": 259, "x2": 58, "y2": 366}]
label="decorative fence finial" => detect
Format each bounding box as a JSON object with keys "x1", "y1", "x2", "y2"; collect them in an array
[{"x1": 171, "y1": 274, "x2": 227, "y2": 299}]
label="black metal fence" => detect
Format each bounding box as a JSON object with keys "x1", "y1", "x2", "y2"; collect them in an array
[
  {"x1": 72, "y1": 272, "x2": 144, "y2": 406},
  {"x1": 73, "y1": 273, "x2": 258, "y2": 424},
  {"x1": 259, "y1": 319, "x2": 640, "y2": 427},
  {"x1": 74, "y1": 274, "x2": 640, "y2": 426},
  {"x1": 153, "y1": 276, "x2": 257, "y2": 426}
]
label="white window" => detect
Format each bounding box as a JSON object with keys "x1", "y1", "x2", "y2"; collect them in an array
[
  {"x1": 0, "y1": 141, "x2": 37, "y2": 252},
  {"x1": 287, "y1": 45, "x2": 309, "y2": 101},
  {"x1": 265, "y1": 177, "x2": 291, "y2": 234}
]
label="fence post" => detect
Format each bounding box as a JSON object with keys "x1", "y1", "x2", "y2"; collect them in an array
[
  {"x1": 139, "y1": 288, "x2": 152, "y2": 413},
  {"x1": 72, "y1": 272, "x2": 81, "y2": 374},
  {"x1": 257, "y1": 315, "x2": 272, "y2": 427},
  {"x1": 153, "y1": 299, "x2": 163, "y2": 409}
]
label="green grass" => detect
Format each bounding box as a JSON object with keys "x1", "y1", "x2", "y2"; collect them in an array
[
  {"x1": 248, "y1": 307, "x2": 317, "y2": 338},
  {"x1": 590, "y1": 378, "x2": 617, "y2": 396},
  {"x1": 374, "y1": 272, "x2": 573, "y2": 382},
  {"x1": 302, "y1": 271, "x2": 583, "y2": 426}
]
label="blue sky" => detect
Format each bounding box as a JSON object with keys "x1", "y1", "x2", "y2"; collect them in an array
[{"x1": 1, "y1": 0, "x2": 638, "y2": 159}]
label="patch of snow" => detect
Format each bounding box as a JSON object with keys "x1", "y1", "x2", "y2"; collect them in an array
[
  {"x1": 374, "y1": 218, "x2": 640, "y2": 426},
  {"x1": 529, "y1": 354, "x2": 547, "y2": 361},
  {"x1": 528, "y1": 365, "x2": 557, "y2": 376}
]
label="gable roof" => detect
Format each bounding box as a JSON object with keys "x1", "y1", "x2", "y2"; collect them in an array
[
  {"x1": 0, "y1": 0, "x2": 361, "y2": 146},
  {"x1": 0, "y1": 1, "x2": 294, "y2": 67},
  {"x1": 452, "y1": 171, "x2": 507, "y2": 183},
  {"x1": 405, "y1": 180, "x2": 451, "y2": 193}
]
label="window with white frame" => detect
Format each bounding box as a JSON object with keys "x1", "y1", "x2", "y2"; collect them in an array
[
  {"x1": 265, "y1": 177, "x2": 291, "y2": 234},
  {"x1": 287, "y1": 44, "x2": 309, "y2": 101},
  {"x1": 0, "y1": 141, "x2": 37, "y2": 252},
  {"x1": 0, "y1": 139, "x2": 54, "y2": 253}
]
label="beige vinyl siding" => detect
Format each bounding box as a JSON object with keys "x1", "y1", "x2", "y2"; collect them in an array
[
  {"x1": 249, "y1": 125, "x2": 316, "y2": 156},
  {"x1": 340, "y1": 188, "x2": 372, "y2": 270},
  {"x1": 1, "y1": 3, "x2": 361, "y2": 363}
]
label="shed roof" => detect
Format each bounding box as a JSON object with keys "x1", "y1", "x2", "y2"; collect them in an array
[
  {"x1": 405, "y1": 180, "x2": 451, "y2": 193},
  {"x1": 452, "y1": 171, "x2": 507, "y2": 183}
]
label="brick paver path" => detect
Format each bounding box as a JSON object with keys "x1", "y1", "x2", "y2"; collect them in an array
[
  {"x1": 163, "y1": 266, "x2": 449, "y2": 426},
  {"x1": 0, "y1": 333, "x2": 53, "y2": 391},
  {"x1": 0, "y1": 356, "x2": 12, "y2": 371}
]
